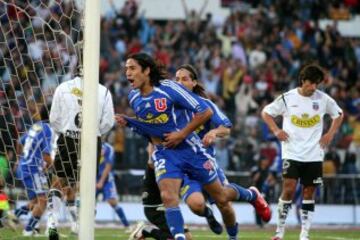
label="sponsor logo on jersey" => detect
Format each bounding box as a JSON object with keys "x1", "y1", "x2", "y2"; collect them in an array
[
  {"x1": 139, "y1": 113, "x2": 169, "y2": 124},
  {"x1": 312, "y1": 102, "x2": 319, "y2": 111},
  {"x1": 291, "y1": 114, "x2": 320, "y2": 128},
  {"x1": 71, "y1": 88, "x2": 83, "y2": 97},
  {"x1": 194, "y1": 125, "x2": 205, "y2": 134},
  {"x1": 154, "y1": 98, "x2": 167, "y2": 112}
]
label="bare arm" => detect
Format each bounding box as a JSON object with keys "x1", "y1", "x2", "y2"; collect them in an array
[
  {"x1": 42, "y1": 153, "x2": 53, "y2": 170},
  {"x1": 164, "y1": 108, "x2": 213, "y2": 148},
  {"x1": 198, "y1": 0, "x2": 209, "y2": 18},
  {"x1": 319, "y1": 114, "x2": 343, "y2": 148},
  {"x1": 97, "y1": 163, "x2": 112, "y2": 189},
  {"x1": 261, "y1": 111, "x2": 289, "y2": 141},
  {"x1": 202, "y1": 125, "x2": 230, "y2": 147},
  {"x1": 181, "y1": 0, "x2": 189, "y2": 17}
]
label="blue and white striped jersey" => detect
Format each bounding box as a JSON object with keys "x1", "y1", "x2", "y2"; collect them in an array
[
  {"x1": 18, "y1": 121, "x2": 55, "y2": 177},
  {"x1": 98, "y1": 142, "x2": 115, "y2": 181}
]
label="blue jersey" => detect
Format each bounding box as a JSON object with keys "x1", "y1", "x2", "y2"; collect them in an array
[
  {"x1": 18, "y1": 121, "x2": 55, "y2": 178},
  {"x1": 127, "y1": 80, "x2": 210, "y2": 143},
  {"x1": 194, "y1": 98, "x2": 232, "y2": 156},
  {"x1": 98, "y1": 142, "x2": 115, "y2": 181}
]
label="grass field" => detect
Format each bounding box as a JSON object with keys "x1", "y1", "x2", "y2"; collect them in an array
[{"x1": 1, "y1": 226, "x2": 359, "y2": 240}]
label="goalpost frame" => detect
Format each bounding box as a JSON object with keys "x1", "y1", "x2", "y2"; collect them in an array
[{"x1": 79, "y1": 0, "x2": 100, "y2": 239}]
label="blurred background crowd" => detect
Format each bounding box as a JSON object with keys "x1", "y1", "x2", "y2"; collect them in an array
[{"x1": 1, "y1": 0, "x2": 360, "y2": 205}]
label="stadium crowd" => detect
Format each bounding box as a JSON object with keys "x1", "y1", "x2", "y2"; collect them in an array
[{"x1": 1, "y1": 0, "x2": 360, "y2": 204}]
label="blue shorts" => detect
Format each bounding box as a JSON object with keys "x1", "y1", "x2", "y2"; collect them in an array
[
  {"x1": 152, "y1": 142, "x2": 218, "y2": 185},
  {"x1": 22, "y1": 173, "x2": 48, "y2": 200},
  {"x1": 96, "y1": 178, "x2": 118, "y2": 201},
  {"x1": 180, "y1": 175, "x2": 202, "y2": 202},
  {"x1": 180, "y1": 167, "x2": 229, "y2": 203}
]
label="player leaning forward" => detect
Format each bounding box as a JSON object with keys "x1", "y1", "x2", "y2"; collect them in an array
[
  {"x1": 261, "y1": 63, "x2": 343, "y2": 240},
  {"x1": 48, "y1": 76, "x2": 115, "y2": 239}
]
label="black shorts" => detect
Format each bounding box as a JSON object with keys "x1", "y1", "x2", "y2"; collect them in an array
[
  {"x1": 54, "y1": 134, "x2": 101, "y2": 185},
  {"x1": 282, "y1": 159, "x2": 323, "y2": 186}
]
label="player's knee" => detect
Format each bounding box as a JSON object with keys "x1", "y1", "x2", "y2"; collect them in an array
[
  {"x1": 188, "y1": 200, "x2": 205, "y2": 215},
  {"x1": 160, "y1": 190, "x2": 179, "y2": 207},
  {"x1": 214, "y1": 194, "x2": 228, "y2": 208}
]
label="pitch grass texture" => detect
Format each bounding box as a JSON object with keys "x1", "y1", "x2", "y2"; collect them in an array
[{"x1": 1, "y1": 227, "x2": 359, "y2": 240}]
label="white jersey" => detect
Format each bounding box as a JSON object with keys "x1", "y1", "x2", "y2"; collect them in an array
[
  {"x1": 50, "y1": 77, "x2": 115, "y2": 138},
  {"x1": 263, "y1": 88, "x2": 342, "y2": 162}
]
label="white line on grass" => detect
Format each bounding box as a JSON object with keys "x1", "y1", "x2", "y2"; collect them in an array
[{"x1": 325, "y1": 237, "x2": 358, "y2": 240}]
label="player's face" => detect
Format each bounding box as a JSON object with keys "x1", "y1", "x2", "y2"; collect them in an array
[
  {"x1": 301, "y1": 80, "x2": 318, "y2": 96},
  {"x1": 175, "y1": 69, "x2": 196, "y2": 92},
  {"x1": 125, "y1": 58, "x2": 150, "y2": 89}
]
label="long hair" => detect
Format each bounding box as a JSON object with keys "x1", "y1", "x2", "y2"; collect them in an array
[
  {"x1": 127, "y1": 53, "x2": 168, "y2": 86},
  {"x1": 176, "y1": 64, "x2": 208, "y2": 98},
  {"x1": 298, "y1": 62, "x2": 325, "y2": 86}
]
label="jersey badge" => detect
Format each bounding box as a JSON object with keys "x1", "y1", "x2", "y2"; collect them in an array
[
  {"x1": 154, "y1": 98, "x2": 167, "y2": 112},
  {"x1": 312, "y1": 102, "x2": 319, "y2": 111}
]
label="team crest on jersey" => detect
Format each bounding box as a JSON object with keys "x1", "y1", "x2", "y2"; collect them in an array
[
  {"x1": 312, "y1": 102, "x2": 319, "y2": 111},
  {"x1": 154, "y1": 98, "x2": 167, "y2": 112}
]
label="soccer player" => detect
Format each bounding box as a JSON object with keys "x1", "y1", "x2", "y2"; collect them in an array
[
  {"x1": 175, "y1": 64, "x2": 271, "y2": 226},
  {"x1": 48, "y1": 76, "x2": 115, "y2": 239},
  {"x1": 96, "y1": 142, "x2": 129, "y2": 227},
  {"x1": 117, "y1": 53, "x2": 269, "y2": 240},
  {"x1": 261, "y1": 63, "x2": 343, "y2": 240},
  {"x1": 129, "y1": 147, "x2": 193, "y2": 240},
  {"x1": 13, "y1": 106, "x2": 55, "y2": 236}
]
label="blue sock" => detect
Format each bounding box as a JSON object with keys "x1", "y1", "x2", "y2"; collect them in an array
[
  {"x1": 15, "y1": 205, "x2": 29, "y2": 218},
  {"x1": 25, "y1": 216, "x2": 40, "y2": 231},
  {"x1": 165, "y1": 207, "x2": 185, "y2": 239},
  {"x1": 226, "y1": 222, "x2": 238, "y2": 239},
  {"x1": 228, "y1": 183, "x2": 256, "y2": 202},
  {"x1": 114, "y1": 205, "x2": 129, "y2": 227}
]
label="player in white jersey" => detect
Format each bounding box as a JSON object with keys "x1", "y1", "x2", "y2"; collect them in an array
[
  {"x1": 48, "y1": 76, "x2": 115, "y2": 239},
  {"x1": 261, "y1": 63, "x2": 343, "y2": 240}
]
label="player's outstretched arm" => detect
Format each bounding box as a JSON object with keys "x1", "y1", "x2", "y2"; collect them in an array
[{"x1": 202, "y1": 125, "x2": 230, "y2": 147}]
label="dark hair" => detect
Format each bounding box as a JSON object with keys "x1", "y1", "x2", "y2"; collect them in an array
[
  {"x1": 176, "y1": 64, "x2": 207, "y2": 98},
  {"x1": 298, "y1": 63, "x2": 325, "y2": 86},
  {"x1": 127, "y1": 53, "x2": 168, "y2": 86}
]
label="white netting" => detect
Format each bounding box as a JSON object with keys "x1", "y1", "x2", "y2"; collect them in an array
[{"x1": 0, "y1": 0, "x2": 84, "y2": 232}]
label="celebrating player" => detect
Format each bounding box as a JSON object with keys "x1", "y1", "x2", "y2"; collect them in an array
[{"x1": 117, "y1": 53, "x2": 270, "y2": 240}]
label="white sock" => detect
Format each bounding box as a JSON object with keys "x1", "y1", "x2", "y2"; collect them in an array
[
  {"x1": 275, "y1": 198, "x2": 292, "y2": 238},
  {"x1": 300, "y1": 209, "x2": 314, "y2": 238},
  {"x1": 47, "y1": 189, "x2": 62, "y2": 229}
]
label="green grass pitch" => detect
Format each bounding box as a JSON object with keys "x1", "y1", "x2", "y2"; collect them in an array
[{"x1": 1, "y1": 226, "x2": 359, "y2": 240}]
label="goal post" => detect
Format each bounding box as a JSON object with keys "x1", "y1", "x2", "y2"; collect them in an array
[
  {"x1": 79, "y1": 0, "x2": 100, "y2": 239},
  {"x1": 0, "y1": 0, "x2": 101, "y2": 239}
]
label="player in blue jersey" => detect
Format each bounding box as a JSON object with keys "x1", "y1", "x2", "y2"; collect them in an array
[
  {"x1": 175, "y1": 64, "x2": 271, "y2": 225},
  {"x1": 96, "y1": 142, "x2": 129, "y2": 227},
  {"x1": 13, "y1": 107, "x2": 55, "y2": 236},
  {"x1": 117, "y1": 53, "x2": 270, "y2": 240}
]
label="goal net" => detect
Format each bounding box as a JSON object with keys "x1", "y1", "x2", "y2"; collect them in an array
[{"x1": 0, "y1": 0, "x2": 86, "y2": 235}]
